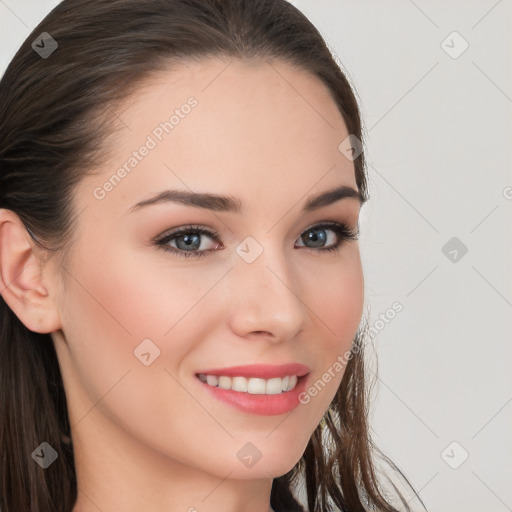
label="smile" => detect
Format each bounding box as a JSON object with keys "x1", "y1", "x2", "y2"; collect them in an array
[{"x1": 197, "y1": 373, "x2": 299, "y2": 394}]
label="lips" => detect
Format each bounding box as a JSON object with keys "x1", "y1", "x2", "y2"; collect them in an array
[
  {"x1": 194, "y1": 364, "x2": 312, "y2": 414},
  {"x1": 196, "y1": 367, "x2": 312, "y2": 415}
]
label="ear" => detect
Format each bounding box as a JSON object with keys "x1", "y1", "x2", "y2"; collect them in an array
[{"x1": 0, "y1": 209, "x2": 62, "y2": 333}]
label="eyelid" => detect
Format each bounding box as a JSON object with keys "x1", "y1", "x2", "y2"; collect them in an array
[
  {"x1": 154, "y1": 220, "x2": 358, "y2": 258},
  {"x1": 153, "y1": 226, "x2": 221, "y2": 259},
  {"x1": 303, "y1": 220, "x2": 359, "y2": 237},
  {"x1": 154, "y1": 220, "x2": 358, "y2": 242},
  {"x1": 154, "y1": 224, "x2": 221, "y2": 245}
]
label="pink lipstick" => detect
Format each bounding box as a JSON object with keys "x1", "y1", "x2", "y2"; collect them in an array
[{"x1": 195, "y1": 363, "x2": 311, "y2": 416}]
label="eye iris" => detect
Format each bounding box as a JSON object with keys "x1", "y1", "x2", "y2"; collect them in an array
[
  {"x1": 304, "y1": 228, "x2": 326, "y2": 248},
  {"x1": 176, "y1": 233, "x2": 201, "y2": 250}
]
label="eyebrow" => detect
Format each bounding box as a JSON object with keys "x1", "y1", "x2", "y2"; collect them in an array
[{"x1": 127, "y1": 184, "x2": 365, "y2": 215}]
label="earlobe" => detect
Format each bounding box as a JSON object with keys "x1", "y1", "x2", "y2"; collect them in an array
[{"x1": 0, "y1": 209, "x2": 62, "y2": 334}]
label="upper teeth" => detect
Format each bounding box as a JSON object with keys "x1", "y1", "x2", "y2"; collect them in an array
[{"x1": 198, "y1": 373, "x2": 298, "y2": 394}]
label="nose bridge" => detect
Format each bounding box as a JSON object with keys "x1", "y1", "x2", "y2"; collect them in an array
[{"x1": 228, "y1": 236, "x2": 306, "y2": 339}]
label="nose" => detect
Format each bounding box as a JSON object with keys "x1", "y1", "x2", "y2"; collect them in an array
[{"x1": 226, "y1": 243, "x2": 307, "y2": 343}]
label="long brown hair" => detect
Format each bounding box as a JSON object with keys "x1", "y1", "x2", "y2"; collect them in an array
[{"x1": 0, "y1": 1, "x2": 426, "y2": 510}]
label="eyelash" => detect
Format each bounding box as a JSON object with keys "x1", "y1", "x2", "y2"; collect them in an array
[
  {"x1": 154, "y1": 222, "x2": 359, "y2": 258},
  {"x1": 154, "y1": 222, "x2": 359, "y2": 259}
]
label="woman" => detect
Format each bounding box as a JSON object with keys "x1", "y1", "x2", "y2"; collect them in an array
[{"x1": 0, "y1": 1, "x2": 426, "y2": 511}]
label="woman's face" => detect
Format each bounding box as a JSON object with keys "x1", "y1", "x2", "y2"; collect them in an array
[{"x1": 49, "y1": 57, "x2": 364, "y2": 485}]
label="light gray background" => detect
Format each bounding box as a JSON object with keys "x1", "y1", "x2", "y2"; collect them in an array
[{"x1": 1, "y1": 1, "x2": 511, "y2": 511}]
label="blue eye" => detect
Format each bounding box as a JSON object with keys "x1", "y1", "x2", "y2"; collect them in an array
[
  {"x1": 154, "y1": 222, "x2": 358, "y2": 259},
  {"x1": 154, "y1": 225, "x2": 220, "y2": 258},
  {"x1": 296, "y1": 222, "x2": 358, "y2": 253}
]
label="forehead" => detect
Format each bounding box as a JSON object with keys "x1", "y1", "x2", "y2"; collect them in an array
[{"x1": 78, "y1": 57, "x2": 357, "y2": 219}]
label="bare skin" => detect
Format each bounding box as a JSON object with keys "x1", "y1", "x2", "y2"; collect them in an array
[{"x1": 0, "y1": 57, "x2": 364, "y2": 512}]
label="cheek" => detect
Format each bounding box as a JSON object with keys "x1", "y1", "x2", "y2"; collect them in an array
[
  {"x1": 64, "y1": 241, "x2": 219, "y2": 346},
  {"x1": 57, "y1": 246, "x2": 239, "y2": 468},
  {"x1": 295, "y1": 248, "x2": 364, "y2": 419},
  {"x1": 57, "y1": 242, "x2": 230, "y2": 409},
  {"x1": 306, "y1": 247, "x2": 364, "y2": 344}
]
